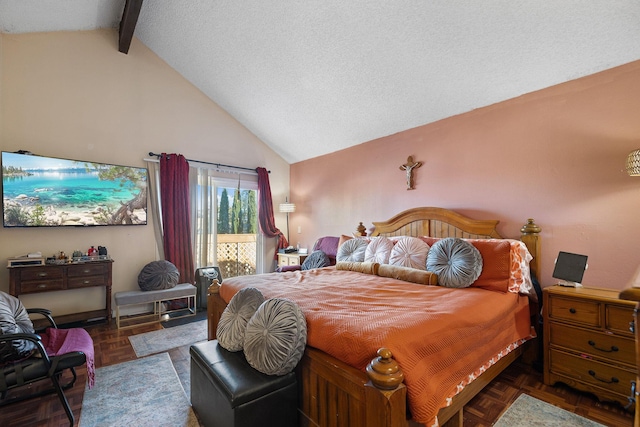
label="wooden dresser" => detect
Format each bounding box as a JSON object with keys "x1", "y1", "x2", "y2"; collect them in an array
[
  {"x1": 9, "y1": 260, "x2": 113, "y2": 326},
  {"x1": 543, "y1": 285, "x2": 636, "y2": 407}
]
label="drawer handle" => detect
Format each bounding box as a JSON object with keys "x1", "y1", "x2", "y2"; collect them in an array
[
  {"x1": 83, "y1": 280, "x2": 91, "y2": 284},
  {"x1": 630, "y1": 320, "x2": 635, "y2": 334},
  {"x1": 569, "y1": 308, "x2": 577, "y2": 314},
  {"x1": 626, "y1": 381, "x2": 636, "y2": 410},
  {"x1": 37, "y1": 284, "x2": 47, "y2": 289},
  {"x1": 38, "y1": 272, "x2": 49, "y2": 277},
  {"x1": 588, "y1": 340, "x2": 619, "y2": 353},
  {"x1": 588, "y1": 370, "x2": 619, "y2": 384}
]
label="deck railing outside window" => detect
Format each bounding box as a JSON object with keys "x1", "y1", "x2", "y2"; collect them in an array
[{"x1": 216, "y1": 234, "x2": 257, "y2": 278}]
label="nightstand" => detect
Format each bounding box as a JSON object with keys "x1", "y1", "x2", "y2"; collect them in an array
[
  {"x1": 543, "y1": 285, "x2": 637, "y2": 407},
  {"x1": 277, "y1": 252, "x2": 308, "y2": 268}
]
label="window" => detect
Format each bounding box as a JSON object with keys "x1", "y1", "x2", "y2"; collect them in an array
[{"x1": 191, "y1": 168, "x2": 261, "y2": 279}]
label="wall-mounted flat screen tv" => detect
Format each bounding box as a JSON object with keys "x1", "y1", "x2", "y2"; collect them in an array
[{"x1": 2, "y1": 151, "x2": 148, "y2": 227}]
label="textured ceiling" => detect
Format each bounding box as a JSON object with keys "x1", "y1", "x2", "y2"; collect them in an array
[{"x1": 2, "y1": 1, "x2": 640, "y2": 164}]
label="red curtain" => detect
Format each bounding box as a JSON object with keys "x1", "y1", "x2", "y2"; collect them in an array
[
  {"x1": 256, "y1": 167, "x2": 288, "y2": 259},
  {"x1": 160, "y1": 153, "x2": 195, "y2": 284}
]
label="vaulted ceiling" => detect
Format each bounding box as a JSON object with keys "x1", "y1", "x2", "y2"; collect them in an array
[{"x1": 2, "y1": 1, "x2": 639, "y2": 163}]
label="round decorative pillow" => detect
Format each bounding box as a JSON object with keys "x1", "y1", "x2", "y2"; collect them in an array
[
  {"x1": 301, "y1": 250, "x2": 330, "y2": 270},
  {"x1": 243, "y1": 298, "x2": 307, "y2": 376},
  {"x1": 388, "y1": 236, "x2": 430, "y2": 270},
  {"x1": 137, "y1": 260, "x2": 179, "y2": 291},
  {"x1": 336, "y1": 238, "x2": 369, "y2": 263},
  {"x1": 426, "y1": 237, "x2": 483, "y2": 288},
  {"x1": 364, "y1": 236, "x2": 395, "y2": 264},
  {"x1": 0, "y1": 291, "x2": 36, "y2": 363},
  {"x1": 217, "y1": 287, "x2": 265, "y2": 352}
]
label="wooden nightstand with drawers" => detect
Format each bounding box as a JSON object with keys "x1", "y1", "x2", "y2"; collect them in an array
[
  {"x1": 543, "y1": 285, "x2": 637, "y2": 407},
  {"x1": 277, "y1": 252, "x2": 308, "y2": 269}
]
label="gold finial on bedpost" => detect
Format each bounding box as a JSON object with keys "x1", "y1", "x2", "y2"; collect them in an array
[
  {"x1": 356, "y1": 222, "x2": 367, "y2": 236},
  {"x1": 520, "y1": 219, "x2": 541, "y2": 281},
  {"x1": 366, "y1": 348, "x2": 404, "y2": 390},
  {"x1": 521, "y1": 218, "x2": 541, "y2": 235}
]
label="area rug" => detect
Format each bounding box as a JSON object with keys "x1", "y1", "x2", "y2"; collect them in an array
[
  {"x1": 494, "y1": 394, "x2": 606, "y2": 427},
  {"x1": 129, "y1": 320, "x2": 207, "y2": 357},
  {"x1": 79, "y1": 352, "x2": 199, "y2": 427}
]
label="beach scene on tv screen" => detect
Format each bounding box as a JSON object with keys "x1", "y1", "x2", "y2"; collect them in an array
[{"x1": 2, "y1": 152, "x2": 147, "y2": 227}]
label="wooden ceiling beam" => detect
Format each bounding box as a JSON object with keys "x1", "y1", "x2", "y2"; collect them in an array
[{"x1": 118, "y1": 0, "x2": 144, "y2": 54}]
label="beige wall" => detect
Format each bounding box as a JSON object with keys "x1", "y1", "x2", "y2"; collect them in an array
[
  {"x1": 291, "y1": 61, "x2": 640, "y2": 292},
  {"x1": 0, "y1": 30, "x2": 289, "y2": 315}
]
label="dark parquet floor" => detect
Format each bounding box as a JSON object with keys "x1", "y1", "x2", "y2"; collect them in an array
[{"x1": 0, "y1": 318, "x2": 634, "y2": 427}]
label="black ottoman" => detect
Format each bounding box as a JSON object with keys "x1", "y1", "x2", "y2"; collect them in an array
[{"x1": 190, "y1": 340, "x2": 298, "y2": 427}]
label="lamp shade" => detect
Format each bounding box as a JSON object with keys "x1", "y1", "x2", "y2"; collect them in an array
[
  {"x1": 279, "y1": 202, "x2": 296, "y2": 213},
  {"x1": 627, "y1": 149, "x2": 640, "y2": 176}
]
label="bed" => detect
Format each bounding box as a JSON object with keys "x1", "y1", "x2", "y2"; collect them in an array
[{"x1": 207, "y1": 207, "x2": 542, "y2": 427}]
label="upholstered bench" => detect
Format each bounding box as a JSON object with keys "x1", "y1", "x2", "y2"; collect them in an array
[
  {"x1": 114, "y1": 283, "x2": 196, "y2": 328},
  {"x1": 190, "y1": 340, "x2": 298, "y2": 427}
]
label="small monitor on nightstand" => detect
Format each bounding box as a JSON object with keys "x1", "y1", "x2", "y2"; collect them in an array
[{"x1": 553, "y1": 251, "x2": 588, "y2": 287}]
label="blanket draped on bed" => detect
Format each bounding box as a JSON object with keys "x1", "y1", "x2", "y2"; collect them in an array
[{"x1": 220, "y1": 267, "x2": 533, "y2": 426}]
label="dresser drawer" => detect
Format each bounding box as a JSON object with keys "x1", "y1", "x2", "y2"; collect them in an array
[
  {"x1": 548, "y1": 322, "x2": 635, "y2": 366},
  {"x1": 17, "y1": 267, "x2": 64, "y2": 281},
  {"x1": 606, "y1": 304, "x2": 635, "y2": 335},
  {"x1": 67, "y1": 263, "x2": 107, "y2": 277},
  {"x1": 548, "y1": 295, "x2": 600, "y2": 327},
  {"x1": 549, "y1": 348, "x2": 635, "y2": 397},
  {"x1": 68, "y1": 275, "x2": 106, "y2": 289},
  {"x1": 20, "y1": 279, "x2": 65, "y2": 293}
]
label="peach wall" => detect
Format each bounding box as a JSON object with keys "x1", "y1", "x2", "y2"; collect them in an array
[
  {"x1": 0, "y1": 30, "x2": 289, "y2": 315},
  {"x1": 291, "y1": 61, "x2": 640, "y2": 291}
]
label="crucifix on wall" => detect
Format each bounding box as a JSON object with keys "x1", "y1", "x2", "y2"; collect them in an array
[{"x1": 399, "y1": 156, "x2": 422, "y2": 190}]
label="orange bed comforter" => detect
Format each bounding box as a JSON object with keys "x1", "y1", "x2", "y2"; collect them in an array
[{"x1": 220, "y1": 267, "x2": 533, "y2": 426}]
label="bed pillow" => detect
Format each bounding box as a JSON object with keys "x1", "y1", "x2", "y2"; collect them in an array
[
  {"x1": 244, "y1": 298, "x2": 307, "y2": 376},
  {"x1": 364, "y1": 236, "x2": 395, "y2": 264},
  {"x1": 466, "y1": 239, "x2": 511, "y2": 292},
  {"x1": 301, "y1": 250, "x2": 330, "y2": 270},
  {"x1": 336, "y1": 238, "x2": 369, "y2": 263},
  {"x1": 422, "y1": 236, "x2": 532, "y2": 294},
  {"x1": 426, "y1": 238, "x2": 483, "y2": 288},
  {"x1": 507, "y1": 240, "x2": 534, "y2": 295},
  {"x1": 138, "y1": 260, "x2": 179, "y2": 291},
  {"x1": 336, "y1": 261, "x2": 380, "y2": 275},
  {"x1": 217, "y1": 287, "x2": 265, "y2": 352},
  {"x1": 0, "y1": 291, "x2": 36, "y2": 363},
  {"x1": 377, "y1": 264, "x2": 438, "y2": 286},
  {"x1": 388, "y1": 237, "x2": 430, "y2": 270}
]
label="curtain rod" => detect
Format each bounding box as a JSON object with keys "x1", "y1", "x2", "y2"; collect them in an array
[{"x1": 147, "y1": 152, "x2": 269, "y2": 174}]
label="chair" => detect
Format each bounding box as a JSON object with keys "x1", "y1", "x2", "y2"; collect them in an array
[
  {"x1": 0, "y1": 296, "x2": 89, "y2": 426},
  {"x1": 277, "y1": 236, "x2": 340, "y2": 272}
]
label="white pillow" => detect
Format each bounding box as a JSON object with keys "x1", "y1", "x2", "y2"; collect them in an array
[
  {"x1": 336, "y1": 238, "x2": 369, "y2": 263},
  {"x1": 388, "y1": 237, "x2": 430, "y2": 270},
  {"x1": 364, "y1": 236, "x2": 394, "y2": 264}
]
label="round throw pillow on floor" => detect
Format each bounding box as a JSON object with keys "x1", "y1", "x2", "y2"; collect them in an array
[
  {"x1": 217, "y1": 287, "x2": 265, "y2": 352},
  {"x1": 243, "y1": 298, "x2": 307, "y2": 376},
  {"x1": 137, "y1": 260, "x2": 180, "y2": 291}
]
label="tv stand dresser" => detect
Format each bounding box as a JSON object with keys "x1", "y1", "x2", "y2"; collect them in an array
[{"x1": 9, "y1": 259, "x2": 113, "y2": 326}]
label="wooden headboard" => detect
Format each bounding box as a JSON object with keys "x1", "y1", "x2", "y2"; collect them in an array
[{"x1": 368, "y1": 206, "x2": 542, "y2": 280}]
